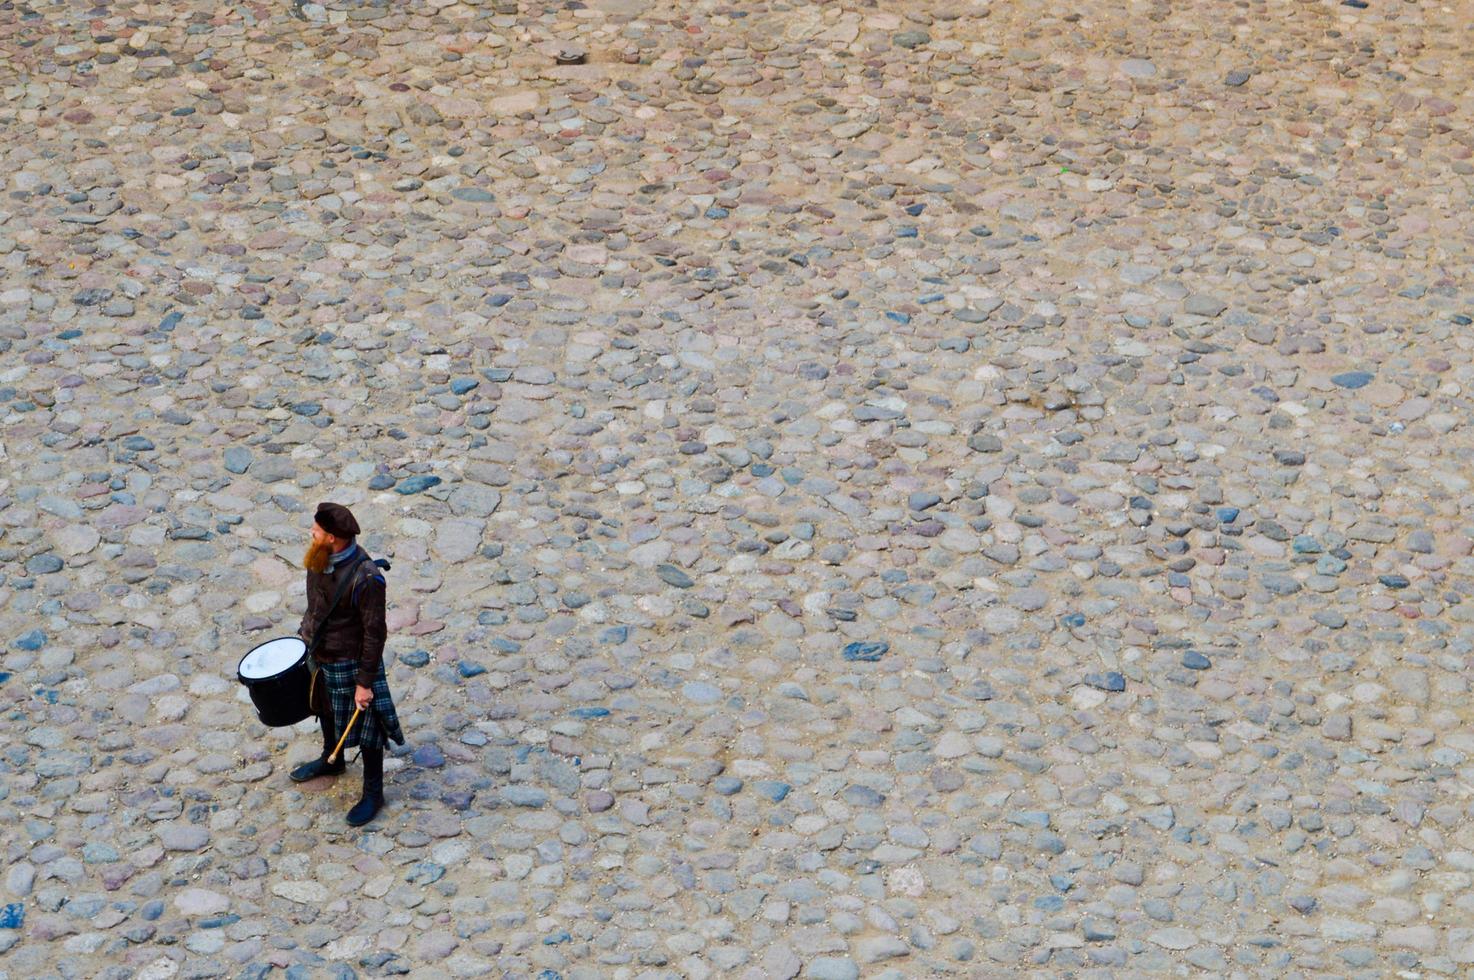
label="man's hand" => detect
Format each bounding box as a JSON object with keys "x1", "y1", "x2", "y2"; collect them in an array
[{"x1": 355, "y1": 685, "x2": 372, "y2": 710}]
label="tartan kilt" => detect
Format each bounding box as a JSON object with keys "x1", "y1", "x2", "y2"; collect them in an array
[{"x1": 312, "y1": 657, "x2": 405, "y2": 751}]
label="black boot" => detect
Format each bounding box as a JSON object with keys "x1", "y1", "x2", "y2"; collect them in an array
[
  {"x1": 290, "y1": 714, "x2": 346, "y2": 782},
  {"x1": 347, "y1": 746, "x2": 384, "y2": 826}
]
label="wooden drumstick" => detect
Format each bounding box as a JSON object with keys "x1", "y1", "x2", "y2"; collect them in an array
[{"x1": 326, "y1": 706, "x2": 362, "y2": 765}]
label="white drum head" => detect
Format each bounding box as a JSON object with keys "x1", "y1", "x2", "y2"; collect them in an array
[{"x1": 239, "y1": 637, "x2": 306, "y2": 679}]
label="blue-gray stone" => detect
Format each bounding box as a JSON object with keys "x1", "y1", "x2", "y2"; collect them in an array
[
  {"x1": 713, "y1": 776, "x2": 743, "y2": 795},
  {"x1": 1036, "y1": 830, "x2": 1066, "y2": 854},
  {"x1": 656, "y1": 564, "x2": 694, "y2": 588},
  {"x1": 842, "y1": 641, "x2": 889, "y2": 662},
  {"x1": 682, "y1": 682, "x2": 722, "y2": 704},
  {"x1": 25, "y1": 554, "x2": 63, "y2": 575},
  {"x1": 1379, "y1": 575, "x2": 1410, "y2": 589},
  {"x1": 457, "y1": 661, "x2": 487, "y2": 678},
  {"x1": 199, "y1": 914, "x2": 240, "y2": 929},
  {"x1": 503, "y1": 785, "x2": 549, "y2": 807},
  {"x1": 223, "y1": 448, "x2": 252, "y2": 474},
  {"x1": 908, "y1": 491, "x2": 941, "y2": 511},
  {"x1": 963, "y1": 680, "x2": 996, "y2": 701},
  {"x1": 1292, "y1": 535, "x2": 1322, "y2": 554},
  {"x1": 1316, "y1": 556, "x2": 1347, "y2": 575},
  {"x1": 121, "y1": 436, "x2": 154, "y2": 451},
  {"x1": 1288, "y1": 895, "x2": 1317, "y2": 914},
  {"x1": 1182, "y1": 650, "x2": 1211, "y2": 670},
  {"x1": 412, "y1": 745, "x2": 445, "y2": 768},
  {"x1": 753, "y1": 780, "x2": 791, "y2": 802},
  {"x1": 406, "y1": 861, "x2": 445, "y2": 884},
  {"x1": 896, "y1": 583, "x2": 936, "y2": 605},
  {"x1": 570, "y1": 706, "x2": 609, "y2": 719},
  {"x1": 1084, "y1": 672, "x2": 1126, "y2": 692},
  {"x1": 0, "y1": 903, "x2": 23, "y2": 929},
  {"x1": 367, "y1": 474, "x2": 395, "y2": 491},
  {"x1": 1331, "y1": 371, "x2": 1374, "y2": 389},
  {"x1": 1216, "y1": 507, "x2": 1239, "y2": 523},
  {"x1": 395, "y1": 475, "x2": 442, "y2": 495},
  {"x1": 1008, "y1": 811, "x2": 1051, "y2": 828},
  {"x1": 14, "y1": 630, "x2": 45, "y2": 651},
  {"x1": 399, "y1": 650, "x2": 430, "y2": 668},
  {"x1": 968, "y1": 433, "x2": 1003, "y2": 453},
  {"x1": 1262, "y1": 574, "x2": 1301, "y2": 596},
  {"x1": 599, "y1": 625, "x2": 629, "y2": 644},
  {"x1": 451, "y1": 187, "x2": 494, "y2": 203},
  {"x1": 82, "y1": 842, "x2": 119, "y2": 863},
  {"x1": 450, "y1": 378, "x2": 479, "y2": 395},
  {"x1": 542, "y1": 930, "x2": 571, "y2": 945},
  {"x1": 842, "y1": 785, "x2": 885, "y2": 807},
  {"x1": 807, "y1": 957, "x2": 859, "y2": 980}
]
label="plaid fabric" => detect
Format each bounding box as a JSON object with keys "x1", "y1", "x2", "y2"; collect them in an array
[{"x1": 313, "y1": 656, "x2": 404, "y2": 751}]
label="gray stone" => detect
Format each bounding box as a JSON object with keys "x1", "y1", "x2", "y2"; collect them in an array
[
  {"x1": 223, "y1": 448, "x2": 253, "y2": 474},
  {"x1": 656, "y1": 564, "x2": 695, "y2": 588},
  {"x1": 807, "y1": 958, "x2": 860, "y2": 980},
  {"x1": 159, "y1": 825, "x2": 210, "y2": 852},
  {"x1": 1184, "y1": 294, "x2": 1228, "y2": 317},
  {"x1": 855, "y1": 936, "x2": 910, "y2": 963}
]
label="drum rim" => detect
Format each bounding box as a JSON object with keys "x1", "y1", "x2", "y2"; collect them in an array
[{"x1": 237, "y1": 635, "x2": 309, "y2": 682}]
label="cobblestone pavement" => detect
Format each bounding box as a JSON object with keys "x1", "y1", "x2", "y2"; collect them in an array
[{"x1": 4, "y1": 0, "x2": 1474, "y2": 977}]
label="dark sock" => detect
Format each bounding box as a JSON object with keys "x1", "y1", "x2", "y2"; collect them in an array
[
  {"x1": 346, "y1": 746, "x2": 385, "y2": 825},
  {"x1": 361, "y1": 746, "x2": 384, "y2": 800},
  {"x1": 319, "y1": 713, "x2": 338, "y2": 761}
]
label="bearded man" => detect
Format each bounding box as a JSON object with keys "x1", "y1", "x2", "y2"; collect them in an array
[{"x1": 294, "y1": 502, "x2": 404, "y2": 826}]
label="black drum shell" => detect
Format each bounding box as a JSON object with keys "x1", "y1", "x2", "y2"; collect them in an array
[{"x1": 238, "y1": 646, "x2": 313, "y2": 727}]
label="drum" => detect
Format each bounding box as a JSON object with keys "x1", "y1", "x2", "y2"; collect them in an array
[{"x1": 237, "y1": 636, "x2": 312, "y2": 727}]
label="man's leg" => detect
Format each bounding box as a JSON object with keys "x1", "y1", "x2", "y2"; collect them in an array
[
  {"x1": 290, "y1": 711, "x2": 346, "y2": 782},
  {"x1": 347, "y1": 745, "x2": 384, "y2": 825}
]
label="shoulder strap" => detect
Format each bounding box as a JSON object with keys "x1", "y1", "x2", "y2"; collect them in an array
[
  {"x1": 350, "y1": 555, "x2": 391, "y2": 605},
  {"x1": 307, "y1": 553, "x2": 370, "y2": 655}
]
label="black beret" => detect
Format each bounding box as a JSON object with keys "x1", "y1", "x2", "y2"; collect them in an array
[{"x1": 314, "y1": 502, "x2": 360, "y2": 538}]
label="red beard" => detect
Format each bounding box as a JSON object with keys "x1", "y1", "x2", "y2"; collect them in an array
[{"x1": 303, "y1": 539, "x2": 332, "y2": 574}]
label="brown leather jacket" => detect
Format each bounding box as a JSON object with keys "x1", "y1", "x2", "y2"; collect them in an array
[{"x1": 297, "y1": 546, "x2": 388, "y2": 689}]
